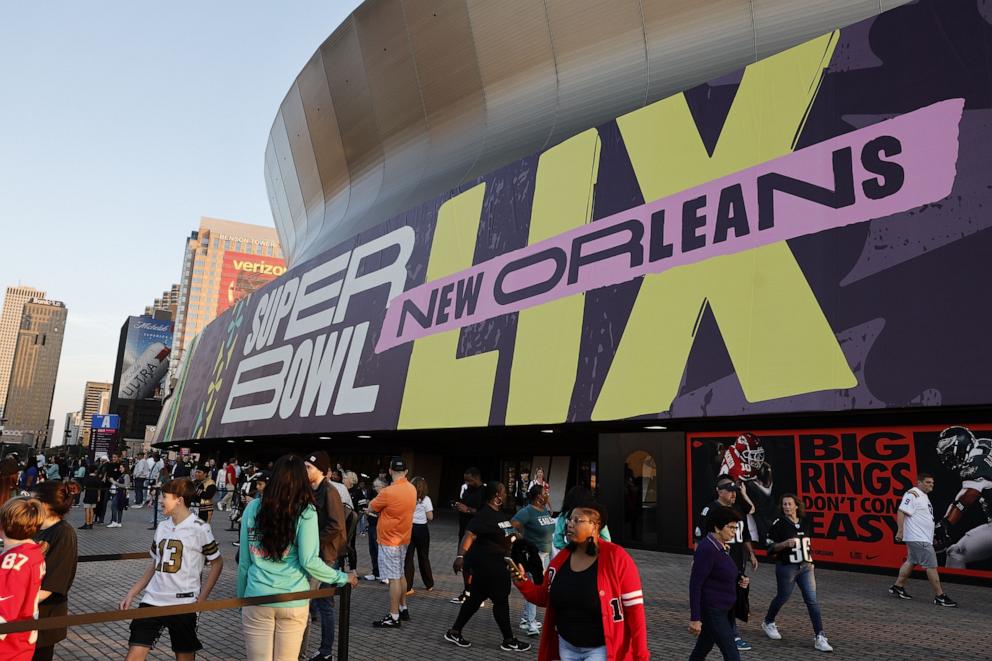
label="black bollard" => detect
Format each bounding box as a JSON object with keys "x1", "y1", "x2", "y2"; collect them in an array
[
  {"x1": 148, "y1": 486, "x2": 159, "y2": 530},
  {"x1": 337, "y1": 582, "x2": 351, "y2": 661}
]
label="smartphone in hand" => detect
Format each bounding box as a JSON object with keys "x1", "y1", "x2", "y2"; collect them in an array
[{"x1": 505, "y1": 557, "x2": 524, "y2": 581}]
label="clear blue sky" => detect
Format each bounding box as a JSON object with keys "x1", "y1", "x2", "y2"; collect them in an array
[{"x1": 0, "y1": 1, "x2": 361, "y2": 439}]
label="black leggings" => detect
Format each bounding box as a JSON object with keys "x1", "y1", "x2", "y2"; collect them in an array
[
  {"x1": 452, "y1": 562, "x2": 512, "y2": 641},
  {"x1": 32, "y1": 645, "x2": 55, "y2": 661},
  {"x1": 367, "y1": 516, "x2": 379, "y2": 577}
]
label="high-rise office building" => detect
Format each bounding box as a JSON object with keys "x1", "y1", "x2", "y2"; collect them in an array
[
  {"x1": 62, "y1": 410, "x2": 82, "y2": 446},
  {"x1": 0, "y1": 285, "x2": 45, "y2": 419},
  {"x1": 169, "y1": 217, "x2": 283, "y2": 387},
  {"x1": 145, "y1": 284, "x2": 181, "y2": 318},
  {"x1": 2, "y1": 298, "x2": 67, "y2": 447},
  {"x1": 80, "y1": 380, "x2": 112, "y2": 446}
]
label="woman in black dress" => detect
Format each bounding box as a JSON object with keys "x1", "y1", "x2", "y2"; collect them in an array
[{"x1": 31, "y1": 481, "x2": 79, "y2": 661}]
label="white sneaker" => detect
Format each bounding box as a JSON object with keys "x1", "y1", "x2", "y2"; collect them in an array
[
  {"x1": 762, "y1": 621, "x2": 782, "y2": 640},
  {"x1": 814, "y1": 634, "x2": 833, "y2": 652},
  {"x1": 525, "y1": 623, "x2": 541, "y2": 637}
]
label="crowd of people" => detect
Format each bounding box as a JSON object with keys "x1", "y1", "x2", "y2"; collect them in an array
[{"x1": 0, "y1": 442, "x2": 960, "y2": 660}]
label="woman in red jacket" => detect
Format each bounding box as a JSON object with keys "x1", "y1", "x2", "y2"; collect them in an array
[{"x1": 512, "y1": 501, "x2": 650, "y2": 660}]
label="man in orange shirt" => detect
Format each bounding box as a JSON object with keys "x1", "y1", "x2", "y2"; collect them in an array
[{"x1": 369, "y1": 456, "x2": 417, "y2": 628}]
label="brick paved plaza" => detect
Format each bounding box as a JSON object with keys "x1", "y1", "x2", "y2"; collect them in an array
[{"x1": 57, "y1": 507, "x2": 989, "y2": 660}]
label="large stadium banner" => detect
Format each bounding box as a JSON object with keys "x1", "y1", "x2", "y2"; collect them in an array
[
  {"x1": 216, "y1": 251, "x2": 287, "y2": 316},
  {"x1": 687, "y1": 426, "x2": 992, "y2": 578},
  {"x1": 158, "y1": 2, "x2": 992, "y2": 443}
]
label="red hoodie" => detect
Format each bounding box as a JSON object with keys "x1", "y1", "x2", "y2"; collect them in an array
[{"x1": 516, "y1": 540, "x2": 649, "y2": 660}]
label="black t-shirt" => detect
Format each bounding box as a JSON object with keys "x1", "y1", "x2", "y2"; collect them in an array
[
  {"x1": 459, "y1": 484, "x2": 484, "y2": 525},
  {"x1": 766, "y1": 516, "x2": 814, "y2": 564},
  {"x1": 82, "y1": 475, "x2": 103, "y2": 504},
  {"x1": 696, "y1": 500, "x2": 751, "y2": 570},
  {"x1": 550, "y1": 558, "x2": 605, "y2": 648},
  {"x1": 466, "y1": 506, "x2": 515, "y2": 567},
  {"x1": 34, "y1": 520, "x2": 78, "y2": 646}
]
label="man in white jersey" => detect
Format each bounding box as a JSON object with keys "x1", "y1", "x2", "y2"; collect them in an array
[
  {"x1": 888, "y1": 473, "x2": 957, "y2": 607},
  {"x1": 120, "y1": 478, "x2": 224, "y2": 660}
]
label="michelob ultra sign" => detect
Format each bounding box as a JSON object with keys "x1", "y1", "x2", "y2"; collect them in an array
[{"x1": 157, "y1": 1, "x2": 992, "y2": 443}]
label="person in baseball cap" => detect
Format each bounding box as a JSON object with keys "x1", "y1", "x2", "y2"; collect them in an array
[{"x1": 369, "y1": 456, "x2": 417, "y2": 628}]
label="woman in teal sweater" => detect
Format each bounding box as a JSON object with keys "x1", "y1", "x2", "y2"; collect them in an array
[{"x1": 238, "y1": 455, "x2": 358, "y2": 661}]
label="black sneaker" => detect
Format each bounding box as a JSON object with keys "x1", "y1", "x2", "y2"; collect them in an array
[
  {"x1": 444, "y1": 630, "x2": 472, "y2": 648},
  {"x1": 372, "y1": 615, "x2": 401, "y2": 628},
  {"x1": 308, "y1": 654, "x2": 333, "y2": 661},
  {"x1": 934, "y1": 594, "x2": 958, "y2": 607},
  {"x1": 888, "y1": 585, "x2": 912, "y2": 600},
  {"x1": 500, "y1": 638, "x2": 532, "y2": 652},
  {"x1": 450, "y1": 592, "x2": 468, "y2": 604},
  {"x1": 398, "y1": 609, "x2": 410, "y2": 621}
]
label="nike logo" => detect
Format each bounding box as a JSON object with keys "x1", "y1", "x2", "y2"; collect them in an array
[
  {"x1": 0, "y1": 596, "x2": 13, "y2": 602},
  {"x1": 866, "y1": 555, "x2": 880, "y2": 560}
]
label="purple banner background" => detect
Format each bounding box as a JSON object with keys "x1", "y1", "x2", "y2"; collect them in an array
[
  {"x1": 378, "y1": 100, "x2": 962, "y2": 350},
  {"x1": 159, "y1": 0, "x2": 992, "y2": 442}
]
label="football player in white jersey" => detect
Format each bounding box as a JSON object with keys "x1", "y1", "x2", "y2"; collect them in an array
[
  {"x1": 120, "y1": 478, "x2": 224, "y2": 660},
  {"x1": 936, "y1": 427, "x2": 992, "y2": 569}
]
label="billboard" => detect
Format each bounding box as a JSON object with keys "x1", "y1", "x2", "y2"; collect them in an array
[
  {"x1": 117, "y1": 316, "x2": 173, "y2": 400},
  {"x1": 158, "y1": 1, "x2": 992, "y2": 444},
  {"x1": 216, "y1": 251, "x2": 287, "y2": 315},
  {"x1": 89, "y1": 414, "x2": 120, "y2": 460},
  {"x1": 687, "y1": 425, "x2": 992, "y2": 579}
]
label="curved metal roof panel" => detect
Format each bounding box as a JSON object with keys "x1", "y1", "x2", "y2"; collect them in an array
[{"x1": 267, "y1": 0, "x2": 906, "y2": 267}]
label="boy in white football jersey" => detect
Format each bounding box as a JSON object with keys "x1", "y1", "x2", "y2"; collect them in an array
[{"x1": 120, "y1": 478, "x2": 224, "y2": 660}]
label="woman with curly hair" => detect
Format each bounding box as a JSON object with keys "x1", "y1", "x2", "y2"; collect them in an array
[{"x1": 238, "y1": 455, "x2": 359, "y2": 661}]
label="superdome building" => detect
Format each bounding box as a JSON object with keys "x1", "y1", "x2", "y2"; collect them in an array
[{"x1": 158, "y1": 0, "x2": 992, "y2": 578}]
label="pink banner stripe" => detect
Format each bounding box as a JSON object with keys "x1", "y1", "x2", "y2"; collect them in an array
[{"x1": 376, "y1": 99, "x2": 963, "y2": 353}]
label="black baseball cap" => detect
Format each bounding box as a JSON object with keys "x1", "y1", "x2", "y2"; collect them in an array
[
  {"x1": 716, "y1": 478, "x2": 738, "y2": 491},
  {"x1": 390, "y1": 456, "x2": 406, "y2": 471}
]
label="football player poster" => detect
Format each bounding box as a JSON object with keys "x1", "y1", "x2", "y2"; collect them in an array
[{"x1": 687, "y1": 426, "x2": 992, "y2": 578}]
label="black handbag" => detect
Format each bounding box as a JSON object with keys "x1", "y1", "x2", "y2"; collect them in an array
[{"x1": 735, "y1": 576, "x2": 750, "y2": 622}]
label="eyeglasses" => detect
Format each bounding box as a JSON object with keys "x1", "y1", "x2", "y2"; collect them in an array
[
  {"x1": 568, "y1": 516, "x2": 599, "y2": 525},
  {"x1": 723, "y1": 524, "x2": 739, "y2": 531}
]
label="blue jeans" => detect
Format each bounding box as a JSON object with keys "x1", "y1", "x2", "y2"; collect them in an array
[
  {"x1": 111, "y1": 504, "x2": 124, "y2": 524},
  {"x1": 690, "y1": 606, "x2": 740, "y2": 661},
  {"x1": 559, "y1": 635, "x2": 607, "y2": 660},
  {"x1": 521, "y1": 552, "x2": 549, "y2": 625},
  {"x1": 764, "y1": 563, "x2": 823, "y2": 635},
  {"x1": 309, "y1": 584, "x2": 335, "y2": 655}
]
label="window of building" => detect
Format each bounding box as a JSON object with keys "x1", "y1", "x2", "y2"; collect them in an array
[
  {"x1": 214, "y1": 238, "x2": 220, "y2": 249},
  {"x1": 235, "y1": 241, "x2": 242, "y2": 252},
  {"x1": 225, "y1": 240, "x2": 231, "y2": 250},
  {"x1": 268, "y1": 245, "x2": 274, "y2": 256}
]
